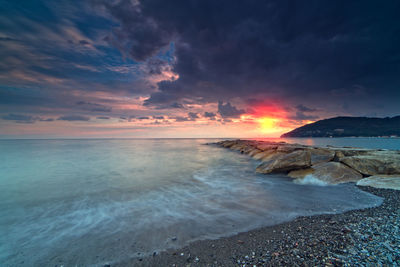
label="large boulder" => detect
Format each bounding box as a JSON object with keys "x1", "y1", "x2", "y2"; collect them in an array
[
  {"x1": 276, "y1": 144, "x2": 305, "y2": 153},
  {"x1": 340, "y1": 151, "x2": 400, "y2": 176},
  {"x1": 308, "y1": 148, "x2": 335, "y2": 164},
  {"x1": 219, "y1": 140, "x2": 236, "y2": 148},
  {"x1": 252, "y1": 150, "x2": 278, "y2": 160},
  {"x1": 357, "y1": 175, "x2": 400, "y2": 190},
  {"x1": 256, "y1": 150, "x2": 311, "y2": 174},
  {"x1": 240, "y1": 145, "x2": 257, "y2": 154},
  {"x1": 230, "y1": 143, "x2": 247, "y2": 151},
  {"x1": 287, "y1": 168, "x2": 315, "y2": 179},
  {"x1": 248, "y1": 148, "x2": 263, "y2": 157},
  {"x1": 331, "y1": 148, "x2": 379, "y2": 161},
  {"x1": 256, "y1": 143, "x2": 279, "y2": 151},
  {"x1": 260, "y1": 151, "x2": 286, "y2": 162},
  {"x1": 288, "y1": 162, "x2": 363, "y2": 184}
]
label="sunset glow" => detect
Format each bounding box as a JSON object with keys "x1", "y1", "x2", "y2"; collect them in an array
[
  {"x1": 258, "y1": 117, "x2": 279, "y2": 133},
  {"x1": 1, "y1": 0, "x2": 397, "y2": 139}
]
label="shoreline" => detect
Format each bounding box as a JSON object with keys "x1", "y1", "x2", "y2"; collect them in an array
[{"x1": 116, "y1": 186, "x2": 399, "y2": 266}]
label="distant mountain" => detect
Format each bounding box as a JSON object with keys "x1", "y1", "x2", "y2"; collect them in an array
[{"x1": 281, "y1": 116, "x2": 400, "y2": 137}]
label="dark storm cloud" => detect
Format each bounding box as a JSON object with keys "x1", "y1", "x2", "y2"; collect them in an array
[
  {"x1": 188, "y1": 112, "x2": 199, "y2": 119},
  {"x1": 147, "y1": 101, "x2": 185, "y2": 109},
  {"x1": 204, "y1": 112, "x2": 216, "y2": 118},
  {"x1": 289, "y1": 112, "x2": 319, "y2": 121},
  {"x1": 218, "y1": 101, "x2": 245, "y2": 118},
  {"x1": 76, "y1": 101, "x2": 112, "y2": 112},
  {"x1": 78, "y1": 40, "x2": 91, "y2": 46},
  {"x1": 100, "y1": 0, "x2": 172, "y2": 62},
  {"x1": 296, "y1": 104, "x2": 316, "y2": 112},
  {"x1": 1, "y1": 113, "x2": 54, "y2": 123},
  {"x1": 174, "y1": 116, "x2": 190, "y2": 122},
  {"x1": 204, "y1": 111, "x2": 216, "y2": 120},
  {"x1": 153, "y1": 115, "x2": 164, "y2": 119},
  {"x1": 118, "y1": 115, "x2": 137, "y2": 122},
  {"x1": 0, "y1": 37, "x2": 20, "y2": 42},
  {"x1": 96, "y1": 116, "x2": 110, "y2": 119},
  {"x1": 0, "y1": 89, "x2": 50, "y2": 106},
  {"x1": 1, "y1": 0, "x2": 399, "y2": 126},
  {"x1": 100, "y1": 0, "x2": 400, "y2": 112},
  {"x1": 170, "y1": 102, "x2": 183, "y2": 109},
  {"x1": 58, "y1": 115, "x2": 90, "y2": 121},
  {"x1": 0, "y1": 0, "x2": 169, "y2": 121},
  {"x1": 2, "y1": 114, "x2": 37, "y2": 123}
]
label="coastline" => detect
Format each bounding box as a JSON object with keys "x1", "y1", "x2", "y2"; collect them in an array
[
  {"x1": 113, "y1": 139, "x2": 400, "y2": 266},
  {"x1": 117, "y1": 186, "x2": 399, "y2": 266}
]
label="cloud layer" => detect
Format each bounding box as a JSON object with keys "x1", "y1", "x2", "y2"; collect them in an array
[
  {"x1": 101, "y1": 0, "x2": 400, "y2": 112},
  {"x1": 1, "y1": 0, "x2": 400, "y2": 137}
]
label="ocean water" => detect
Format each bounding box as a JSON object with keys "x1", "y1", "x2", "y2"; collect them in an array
[{"x1": 0, "y1": 139, "x2": 385, "y2": 266}]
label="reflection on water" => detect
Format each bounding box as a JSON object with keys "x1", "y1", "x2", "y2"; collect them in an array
[{"x1": 0, "y1": 139, "x2": 383, "y2": 266}]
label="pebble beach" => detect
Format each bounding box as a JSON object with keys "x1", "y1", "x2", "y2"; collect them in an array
[{"x1": 119, "y1": 186, "x2": 399, "y2": 266}]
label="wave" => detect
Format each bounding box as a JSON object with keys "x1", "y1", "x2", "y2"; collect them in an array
[{"x1": 293, "y1": 174, "x2": 330, "y2": 186}]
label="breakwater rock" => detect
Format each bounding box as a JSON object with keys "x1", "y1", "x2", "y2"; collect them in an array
[{"x1": 213, "y1": 140, "x2": 400, "y2": 188}]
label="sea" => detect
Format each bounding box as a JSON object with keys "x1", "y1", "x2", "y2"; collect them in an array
[{"x1": 0, "y1": 137, "x2": 398, "y2": 266}]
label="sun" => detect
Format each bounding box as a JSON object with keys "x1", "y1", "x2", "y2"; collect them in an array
[{"x1": 258, "y1": 117, "x2": 278, "y2": 133}]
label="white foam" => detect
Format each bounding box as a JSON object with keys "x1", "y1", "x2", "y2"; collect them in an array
[{"x1": 294, "y1": 174, "x2": 330, "y2": 186}]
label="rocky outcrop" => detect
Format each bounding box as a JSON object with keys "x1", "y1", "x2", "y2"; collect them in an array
[
  {"x1": 289, "y1": 162, "x2": 363, "y2": 184},
  {"x1": 308, "y1": 148, "x2": 335, "y2": 165},
  {"x1": 357, "y1": 175, "x2": 400, "y2": 190},
  {"x1": 340, "y1": 151, "x2": 400, "y2": 176},
  {"x1": 256, "y1": 150, "x2": 311, "y2": 174},
  {"x1": 213, "y1": 140, "x2": 400, "y2": 187}
]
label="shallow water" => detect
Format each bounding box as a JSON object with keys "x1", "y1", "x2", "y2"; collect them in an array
[{"x1": 0, "y1": 139, "x2": 383, "y2": 266}]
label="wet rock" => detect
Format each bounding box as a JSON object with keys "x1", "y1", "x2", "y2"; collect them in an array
[
  {"x1": 340, "y1": 151, "x2": 400, "y2": 176},
  {"x1": 230, "y1": 143, "x2": 247, "y2": 151},
  {"x1": 252, "y1": 150, "x2": 278, "y2": 160},
  {"x1": 248, "y1": 148, "x2": 263, "y2": 157},
  {"x1": 219, "y1": 140, "x2": 237, "y2": 148},
  {"x1": 288, "y1": 168, "x2": 315, "y2": 179},
  {"x1": 333, "y1": 150, "x2": 346, "y2": 161},
  {"x1": 290, "y1": 162, "x2": 363, "y2": 184},
  {"x1": 256, "y1": 150, "x2": 311, "y2": 174},
  {"x1": 256, "y1": 143, "x2": 279, "y2": 151},
  {"x1": 276, "y1": 144, "x2": 305, "y2": 153},
  {"x1": 259, "y1": 151, "x2": 286, "y2": 162},
  {"x1": 308, "y1": 148, "x2": 335, "y2": 164},
  {"x1": 357, "y1": 175, "x2": 400, "y2": 190}
]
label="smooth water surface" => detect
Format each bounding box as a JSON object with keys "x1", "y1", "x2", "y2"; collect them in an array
[{"x1": 0, "y1": 139, "x2": 383, "y2": 266}]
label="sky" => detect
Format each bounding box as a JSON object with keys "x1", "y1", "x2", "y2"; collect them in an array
[{"x1": 0, "y1": 0, "x2": 399, "y2": 138}]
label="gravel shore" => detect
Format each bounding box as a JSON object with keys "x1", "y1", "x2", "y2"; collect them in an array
[{"x1": 113, "y1": 186, "x2": 399, "y2": 266}]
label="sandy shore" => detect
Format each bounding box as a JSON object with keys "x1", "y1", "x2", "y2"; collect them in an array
[{"x1": 114, "y1": 186, "x2": 399, "y2": 266}]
